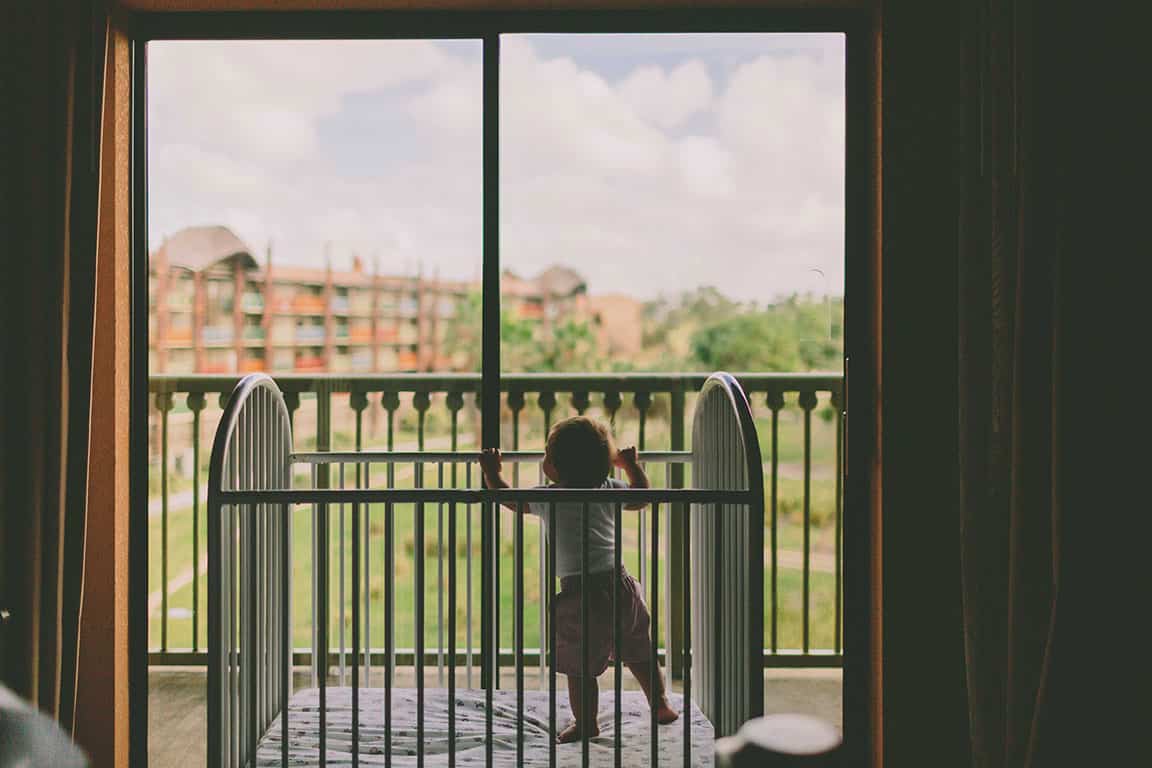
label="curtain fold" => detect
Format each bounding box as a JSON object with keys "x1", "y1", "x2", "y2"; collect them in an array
[
  {"x1": 0, "y1": 0, "x2": 108, "y2": 735},
  {"x1": 957, "y1": 1, "x2": 1063, "y2": 766}
]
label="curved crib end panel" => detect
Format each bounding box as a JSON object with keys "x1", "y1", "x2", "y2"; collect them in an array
[
  {"x1": 690, "y1": 373, "x2": 766, "y2": 738},
  {"x1": 207, "y1": 374, "x2": 293, "y2": 768}
]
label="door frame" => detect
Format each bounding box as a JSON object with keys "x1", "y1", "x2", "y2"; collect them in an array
[{"x1": 128, "y1": 10, "x2": 877, "y2": 765}]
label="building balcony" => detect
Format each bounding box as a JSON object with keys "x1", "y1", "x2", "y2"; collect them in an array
[{"x1": 146, "y1": 371, "x2": 844, "y2": 767}]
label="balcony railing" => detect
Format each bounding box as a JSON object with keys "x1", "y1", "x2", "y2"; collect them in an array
[{"x1": 147, "y1": 372, "x2": 843, "y2": 669}]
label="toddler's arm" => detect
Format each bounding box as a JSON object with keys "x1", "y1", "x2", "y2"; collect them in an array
[
  {"x1": 479, "y1": 448, "x2": 524, "y2": 513},
  {"x1": 614, "y1": 446, "x2": 650, "y2": 510}
]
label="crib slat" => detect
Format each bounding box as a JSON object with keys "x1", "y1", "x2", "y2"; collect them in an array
[
  {"x1": 415, "y1": 460, "x2": 426, "y2": 768},
  {"x1": 614, "y1": 502, "x2": 623, "y2": 768},
  {"x1": 484, "y1": 501, "x2": 494, "y2": 768},
  {"x1": 310, "y1": 463, "x2": 318, "y2": 690},
  {"x1": 651, "y1": 500, "x2": 659, "y2": 768},
  {"x1": 448, "y1": 500, "x2": 458, "y2": 768},
  {"x1": 539, "y1": 465, "x2": 547, "y2": 688},
  {"x1": 230, "y1": 444, "x2": 238, "y2": 768},
  {"x1": 352, "y1": 467, "x2": 361, "y2": 768},
  {"x1": 466, "y1": 462, "x2": 473, "y2": 689},
  {"x1": 384, "y1": 401, "x2": 395, "y2": 768},
  {"x1": 317, "y1": 489, "x2": 329, "y2": 768},
  {"x1": 515, "y1": 479, "x2": 524, "y2": 768},
  {"x1": 581, "y1": 501, "x2": 590, "y2": 768},
  {"x1": 158, "y1": 393, "x2": 170, "y2": 654},
  {"x1": 281, "y1": 420, "x2": 290, "y2": 768},
  {"x1": 547, "y1": 501, "x2": 557, "y2": 768},
  {"x1": 683, "y1": 501, "x2": 691, "y2": 768},
  {"x1": 364, "y1": 464, "x2": 371, "y2": 689}
]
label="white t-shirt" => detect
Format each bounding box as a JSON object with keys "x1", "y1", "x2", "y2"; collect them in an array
[{"x1": 528, "y1": 478, "x2": 628, "y2": 579}]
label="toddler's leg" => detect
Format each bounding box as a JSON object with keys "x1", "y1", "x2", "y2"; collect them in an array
[
  {"x1": 626, "y1": 662, "x2": 679, "y2": 725},
  {"x1": 558, "y1": 675, "x2": 600, "y2": 743}
]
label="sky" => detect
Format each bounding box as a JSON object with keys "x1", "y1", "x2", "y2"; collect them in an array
[{"x1": 148, "y1": 33, "x2": 844, "y2": 303}]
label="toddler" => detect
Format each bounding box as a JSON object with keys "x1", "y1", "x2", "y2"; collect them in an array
[{"x1": 479, "y1": 416, "x2": 678, "y2": 743}]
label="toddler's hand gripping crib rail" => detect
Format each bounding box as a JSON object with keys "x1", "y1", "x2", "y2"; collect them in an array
[{"x1": 207, "y1": 373, "x2": 764, "y2": 768}]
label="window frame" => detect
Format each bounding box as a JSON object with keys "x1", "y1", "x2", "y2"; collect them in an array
[{"x1": 129, "y1": 10, "x2": 875, "y2": 766}]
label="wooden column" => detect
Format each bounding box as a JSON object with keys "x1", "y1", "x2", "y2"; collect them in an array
[
  {"x1": 192, "y1": 271, "x2": 204, "y2": 372},
  {"x1": 429, "y1": 271, "x2": 441, "y2": 370},
  {"x1": 371, "y1": 258, "x2": 380, "y2": 371},
  {"x1": 414, "y1": 271, "x2": 427, "y2": 370},
  {"x1": 264, "y1": 242, "x2": 273, "y2": 370},
  {"x1": 153, "y1": 240, "x2": 168, "y2": 372},
  {"x1": 232, "y1": 261, "x2": 244, "y2": 370},
  {"x1": 323, "y1": 249, "x2": 334, "y2": 369}
]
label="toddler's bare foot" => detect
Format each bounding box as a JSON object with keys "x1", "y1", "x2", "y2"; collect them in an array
[
  {"x1": 558, "y1": 721, "x2": 600, "y2": 743},
  {"x1": 655, "y1": 700, "x2": 679, "y2": 725}
]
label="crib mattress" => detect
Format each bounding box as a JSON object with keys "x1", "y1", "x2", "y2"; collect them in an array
[{"x1": 256, "y1": 686, "x2": 713, "y2": 767}]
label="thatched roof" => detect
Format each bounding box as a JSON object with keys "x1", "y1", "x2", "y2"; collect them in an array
[{"x1": 156, "y1": 225, "x2": 259, "y2": 273}]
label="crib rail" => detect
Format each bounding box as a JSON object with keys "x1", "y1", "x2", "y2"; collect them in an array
[{"x1": 205, "y1": 373, "x2": 767, "y2": 768}]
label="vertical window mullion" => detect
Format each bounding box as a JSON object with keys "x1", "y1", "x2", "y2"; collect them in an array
[{"x1": 480, "y1": 32, "x2": 501, "y2": 691}]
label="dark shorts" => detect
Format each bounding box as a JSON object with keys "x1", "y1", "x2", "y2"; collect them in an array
[{"x1": 552, "y1": 567, "x2": 653, "y2": 677}]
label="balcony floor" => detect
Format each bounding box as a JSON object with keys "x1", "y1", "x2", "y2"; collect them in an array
[{"x1": 149, "y1": 666, "x2": 841, "y2": 768}]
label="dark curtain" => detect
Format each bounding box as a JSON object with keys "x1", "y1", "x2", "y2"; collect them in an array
[
  {"x1": 955, "y1": 1, "x2": 1125, "y2": 765},
  {"x1": 957, "y1": 1, "x2": 1059, "y2": 765},
  {"x1": 0, "y1": 0, "x2": 109, "y2": 735}
]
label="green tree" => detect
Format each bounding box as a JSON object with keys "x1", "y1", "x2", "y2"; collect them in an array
[
  {"x1": 690, "y1": 294, "x2": 843, "y2": 372},
  {"x1": 442, "y1": 291, "x2": 600, "y2": 373}
]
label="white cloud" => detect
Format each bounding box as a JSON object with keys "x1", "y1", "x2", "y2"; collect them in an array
[
  {"x1": 618, "y1": 60, "x2": 713, "y2": 129},
  {"x1": 147, "y1": 35, "x2": 844, "y2": 300}
]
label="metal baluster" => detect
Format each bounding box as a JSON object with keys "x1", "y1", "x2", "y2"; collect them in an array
[
  {"x1": 635, "y1": 392, "x2": 652, "y2": 591},
  {"x1": 539, "y1": 391, "x2": 556, "y2": 436},
  {"x1": 352, "y1": 392, "x2": 369, "y2": 688},
  {"x1": 603, "y1": 390, "x2": 621, "y2": 431},
  {"x1": 189, "y1": 393, "x2": 205, "y2": 652},
  {"x1": 438, "y1": 462, "x2": 445, "y2": 686},
  {"x1": 767, "y1": 392, "x2": 783, "y2": 654},
  {"x1": 382, "y1": 391, "x2": 398, "y2": 768},
  {"x1": 157, "y1": 392, "x2": 172, "y2": 652},
  {"x1": 799, "y1": 391, "x2": 817, "y2": 655},
  {"x1": 339, "y1": 463, "x2": 346, "y2": 688},
  {"x1": 447, "y1": 391, "x2": 464, "y2": 701}
]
